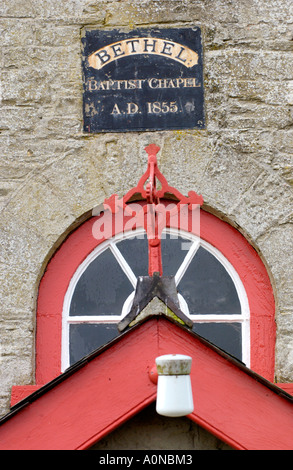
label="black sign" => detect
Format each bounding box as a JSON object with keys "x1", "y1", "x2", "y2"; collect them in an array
[{"x1": 81, "y1": 28, "x2": 205, "y2": 133}]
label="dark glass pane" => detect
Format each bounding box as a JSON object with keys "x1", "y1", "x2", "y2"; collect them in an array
[
  {"x1": 70, "y1": 248, "x2": 133, "y2": 316},
  {"x1": 178, "y1": 247, "x2": 241, "y2": 314},
  {"x1": 192, "y1": 322, "x2": 242, "y2": 361},
  {"x1": 117, "y1": 235, "x2": 149, "y2": 277},
  {"x1": 161, "y1": 233, "x2": 190, "y2": 277},
  {"x1": 69, "y1": 323, "x2": 119, "y2": 365}
]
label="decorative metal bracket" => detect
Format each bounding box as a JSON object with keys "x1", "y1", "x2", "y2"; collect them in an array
[{"x1": 103, "y1": 144, "x2": 203, "y2": 276}]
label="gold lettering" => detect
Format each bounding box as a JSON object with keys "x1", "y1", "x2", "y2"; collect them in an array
[
  {"x1": 175, "y1": 46, "x2": 187, "y2": 63},
  {"x1": 87, "y1": 77, "x2": 200, "y2": 92},
  {"x1": 184, "y1": 78, "x2": 197, "y2": 87},
  {"x1": 148, "y1": 78, "x2": 159, "y2": 88},
  {"x1": 127, "y1": 102, "x2": 139, "y2": 114},
  {"x1": 128, "y1": 79, "x2": 137, "y2": 89},
  {"x1": 147, "y1": 101, "x2": 179, "y2": 114},
  {"x1": 136, "y1": 79, "x2": 144, "y2": 89},
  {"x1": 146, "y1": 77, "x2": 199, "y2": 89},
  {"x1": 95, "y1": 49, "x2": 111, "y2": 65},
  {"x1": 87, "y1": 79, "x2": 98, "y2": 91},
  {"x1": 126, "y1": 39, "x2": 140, "y2": 53},
  {"x1": 88, "y1": 38, "x2": 198, "y2": 70},
  {"x1": 170, "y1": 101, "x2": 178, "y2": 112},
  {"x1": 110, "y1": 42, "x2": 125, "y2": 58},
  {"x1": 110, "y1": 103, "x2": 121, "y2": 115},
  {"x1": 144, "y1": 39, "x2": 157, "y2": 53},
  {"x1": 160, "y1": 41, "x2": 174, "y2": 56},
  {"x1": 107, "y1": 80, "x2": 115, "y2": 90},
  {"x1": 167, "y1": 79, "x2": 176, "y2": 88}
]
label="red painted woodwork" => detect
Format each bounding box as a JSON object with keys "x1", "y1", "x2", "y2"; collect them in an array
[
  {"x1": 10, "y1": 386, "x2": 42, "y2": 408},
  {"x1": 277, "y1": 383, "x2": 293, "y2": 395},
  {"x1": 158, "y1": 320, "x2": 291, "y2": 450},
  {"x1": 199, "y1": 211, "x2": 276, "y2": 379},
  {"x1": 1, "y1": 318, "x2": 293, "y2": 450},
  {"x1": 33, "y1": 206, "x2": 275, "y2": 389},
  {"x1": 104, "y1": 144, "x2": 203, "y2": 276},
  {"x1": 3, "y1": 145, "x2": 286, "y2": 450}
]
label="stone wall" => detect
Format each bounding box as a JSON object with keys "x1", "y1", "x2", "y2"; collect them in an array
[{"x1": 0, "y1": 0, "x2": 292, "y2": 439}]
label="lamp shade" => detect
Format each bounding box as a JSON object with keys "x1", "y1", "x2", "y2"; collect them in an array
[{"x1": 155, "y1": 354, "x2": 194, "y2": 417}]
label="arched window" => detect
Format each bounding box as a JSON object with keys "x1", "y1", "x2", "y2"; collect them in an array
[
  {"x1": 36, "y1": 208, "x2": 275, "y2": 384},
  {"x1": 36, "y1": 145, "x2": 275, "y2": 385},
  {"x1": 62, "y1": 227, "x2": 249, "y2": 371}
]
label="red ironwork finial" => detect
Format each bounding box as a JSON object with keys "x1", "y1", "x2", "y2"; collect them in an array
[
  {"x1": 144, "y1": 144, "x2": 160, "y2": 205},
  {"x1": 144, "y1": 143, "x2": 160, "y2": 157},
  {"x1": 103, "y1": 145, "x2": 203, "y2": 277}
]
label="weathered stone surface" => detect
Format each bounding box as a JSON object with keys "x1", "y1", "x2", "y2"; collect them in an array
[{"x1": 0, "y1": 0, "x2": 293, "y2": 425}]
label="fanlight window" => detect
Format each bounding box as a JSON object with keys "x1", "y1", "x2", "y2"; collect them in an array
[{"x1": 62, "y1": 228, "x2": 249, "y2": 371}]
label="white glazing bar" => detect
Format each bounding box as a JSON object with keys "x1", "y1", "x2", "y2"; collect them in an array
[
  {"x1": 175, "y1": 239, "x2": 201, "y2": 285},
  {"x1": 188, "y1": 314, "x2": 244, "y2": 322},
  {"x1": 110, "y1": 242, "x2": 137, "y2": 288},
  {"x1": 241, "y1": 317, "x2": 251, "y2": 367},
  {"x1": 66, "y1": 315, "x2": 122, "y2": 323},
  {"x1": 61, "y1": 318, "x2": 70, "y2": 372},
  {"x1": 61, "y1": 228, "x2": 251, "y2": 371}
]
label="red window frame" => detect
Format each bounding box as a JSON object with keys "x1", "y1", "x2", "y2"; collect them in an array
[{"x1": 36, "y1": 205, "x2": 275, "y2": 385}]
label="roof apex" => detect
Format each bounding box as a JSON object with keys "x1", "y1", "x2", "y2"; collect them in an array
[{"x1": 118, "y1": 274, "x2": 193, "y2": 331}]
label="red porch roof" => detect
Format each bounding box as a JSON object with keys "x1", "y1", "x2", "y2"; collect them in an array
[{"x1": 0, "y1": 316, "x2": 293, "y2": 450}]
